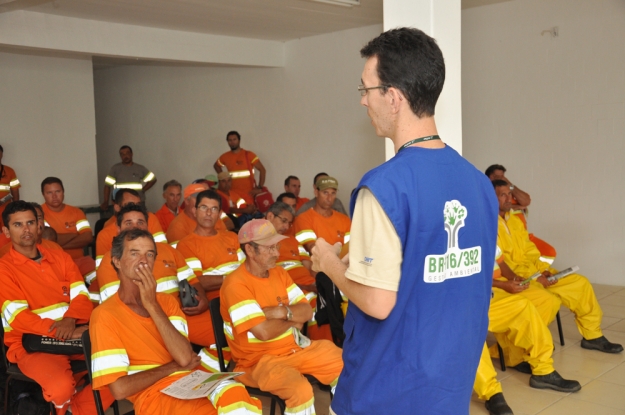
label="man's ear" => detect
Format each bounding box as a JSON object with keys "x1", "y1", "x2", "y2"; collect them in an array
[
  {"x1": 2, "y1": 226, "x2": 10, "y2": 239},
  {"x1": 111, "y1": 256, "x2": 121, "y2": 271},
  {"x1": 387, "y1": 88, "x2": 405, "y2": 113}
]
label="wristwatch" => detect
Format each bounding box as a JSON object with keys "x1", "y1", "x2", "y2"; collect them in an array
[{"x1": 284, "y1": 306, "x2": 293, "y2": 321}]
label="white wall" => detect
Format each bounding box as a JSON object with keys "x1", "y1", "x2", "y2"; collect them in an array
[
  {"x1": 462, "y1": 0, "x2": 625, "y2": 285},
  {"x1": 94, "y1": 24, "x2": 385, "y2": 212},
  {"x1": 0, "y1": 48, "x2": 99, "y2": 207}
]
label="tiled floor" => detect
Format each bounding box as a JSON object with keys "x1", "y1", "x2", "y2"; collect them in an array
[{"x1": 109, "y1": 283, "x2": 625, "y2": 415}]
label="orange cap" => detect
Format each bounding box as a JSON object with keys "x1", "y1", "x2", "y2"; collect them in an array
[{"x1": 184, "y1": 183, "x2": 208, "y2": 199}]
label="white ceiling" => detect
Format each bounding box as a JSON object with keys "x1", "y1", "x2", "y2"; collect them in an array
[{"x1": 0, "y1": 0, "x2": 511, "y2": 42}]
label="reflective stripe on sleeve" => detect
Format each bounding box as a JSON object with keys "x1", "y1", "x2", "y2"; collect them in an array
[
  {"x1": 100, "y1": 282, "x2": 120, "y2": 303},
  {"x1": 343, "y1": 232, "x2": 350, "y2": 244},
  {"x1": 0, "y1": 184, "x2": 10, "y2": 191},
  {"x1": 170, "y1": 241, "x2": 179, "y2": 248},
  {"x1": 177, "y1": 266, "x2": 195, "y2": 282},
  {"x1": 186, "y1": 258, "x2": 202, "y2": 272},
  {"x1": 237, "y1": 249, "x2": 245, "y2": 262},
  {"x1": 298, "y1": 246, "x2": 310, "y2": 258},
  {"x1": 104, "y1": 176, "x2": 116, "y2": 186},
  {"x1": 10, "y1": 179, "x2": 20, "y2": 188},
  {"x1": 2, "y1": 300, "x2": 28, "y2": 331},
  {"x1": 76, "y1": 219, "x2": 91, "y2": 232},
  {"x1": 70, "y1": 281, "x2": 90, "y2": 301},
  {"x1": 84, "y1": 270, "x2": 96, "y2": 285},
  {"x1": 277, "y1": 260, "x2": 303, "y2": 271},
  {"x1": 142, "y1": 171, "x2": 155, "y2": 183},
  {"x1": 295, "y1": 230, "x2": 316, "y2": 244},
  {"x1": 202, "y1": 261, "x2": 241, "y2": 276},
  {"x1": 229, "y1": 300, "x2": 264, "y2": 327},
  {"x1": 153, "y1": 232, "x2": 167, "y2": 243},
  {"x1": 169, "y1": 316, "x2": 188, "y2": 337},
  {"x1": 247, "y1": 329, "x2": 292, "y2": 343},
  {"x1": 287, "y1": 284, "x2": 305, "y2": 305},
  {"x1": 91, "y1": 349, "x2": 129, "y2": 379},
  {"x1": 113, "y1": 183, "x2": 143, "y2": 190},
  {"x1": 32, "y1": 303, "x2": 69, "y2": 321},
  {"x1": 95, "y1": 256, "x2": 103, "y2": 270},
  {"x1": 156, "y1": 276, "x2": 179, "y2": 294}
]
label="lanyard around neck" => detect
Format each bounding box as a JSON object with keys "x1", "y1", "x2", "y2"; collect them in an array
[{"x1": 397, "y1": 135, "x2": 441, "y2": 153}]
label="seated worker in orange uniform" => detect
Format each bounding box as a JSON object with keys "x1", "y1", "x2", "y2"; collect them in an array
[
  {"x1": 221, "y1": 219, "x2": 343, "y2": 415},
  {"x1": 41, "y1": 177, "x2": 93, "y2": 260},
  {"x1": 0, "y1": 202, "x2": 63, "y2": 258},
  {"x1": 167, "y1": 183, "x2": 229, "y2": 247},
  {"x1": 295, "y1": 173, "x2": 348, "y2": 217},
  {"x1": 0, "y1": 144, "x2": 21, "y2": 228},
  {"x1": 486, "y1": 164, "x2": 556, "y2": 265},
  {"x1": 97, "y1": 189, "x2": 166, "y2": 260},
  {"x1": 154, "y1": 180, "x2": 182, "y2": 233},
  {"x1": 283, "y1": 175, "x2": 309, "y2": 212},
  {"x1": 276, "y1": 192, "x2": 297, "y2": 213},
  {"x1": 94, "y1": 203, "x2": 214, "y2": 349},
  {"x1": 176, "y1": 189, "x2": 244, "y2": 372},
  {"x1": 265, "y1": 201, "x2": 334, "y2": 341},
  {"x1": 0, "y1": 201, "x2": 114, "y2": 415},
  {"x1": 216, "y1": 172, "x2": 261, "y2": 228},
  {"x1": 494, "y1": 180, "x2": 623, "y2": 354},
  {"x1": 90, "y1": 229, "x2": 262, "y2": 415}
]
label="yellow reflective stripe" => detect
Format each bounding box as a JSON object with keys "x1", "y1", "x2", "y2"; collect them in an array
[
  {"x1": 100, "y1": 281, "x2": 120, "y2": 303},
  {"x1": 229, "y1": 300, "x2": 264, "y2": 327},
  {"x1": 344, "y1": 232, "x2": 350, "y2": 244},
  {"x1": 220, "y1": 211, "x2": 228, "y2": 220},
  {"x1": 70, "y1": 281, "x2": 90, "y2": 301},
  {"x1": 305, "y1": 292, "x2": 317, "y2": 303},
  {"x1": 104, "y1": 176, "x2": 116, "y2": 186},
  {"x1": 236, "y1": 198, "x2": 246, "y2": 208},
  {"x1": 9, "y1": 179, "x2": 20, "y2": 187},
  {"x1": 92, "y1": 349, "x2": 129, "y2": 379},
  {"x1": 203, "y1": 261, "x2": 241, "y2": 276},
  {"x1": 156, "y1": 276, "x2": 179, "y2": 294},
  {"x1": 209, "y1": 381, "x2": 246, "y2": 407},
  {"x1": 250, "y1": 156, "x2": 259, "y2": 165},
  {"x1": 44, "y1": 220, "x2": 50, "y2": 227},
  {"x1": 295, "y1": 230, "x2": 316, "y2": 244},
  {"x1": 142, "y1": 171, "x2": 155, "y2": 183},
  {"x1": 237, "y1": 249, "x2": 245, "y2": 262},
  {"x1": 539, "y1": 256, "x2": 555, "y2": 265},
  {"x1": 113, "y1": 183, "x2": 143, "y2": 190},
  {"x1": 247, "y1": 328, "x2": 292, "y2": 343},
  {"x1": 298, "y1": 246, "x2": 309, "y2": 257},
  {"x1": 230, "y1": 170, "x2": 251, "y2": 178},
  {"x1": 287, "y1": 283, "x2": 305, "y2": 305},
  {"x1": 153, "y1": 232, "x2": 167, "y2": 243},
  {"x1": 89, "y1": 292, "x2": 101, "y2": 304},
  {"x1": 0, "y1": 185, "x2": 10, "y2": 191},
  {"x1": 198, "y1": 347, "x2": 222, "y2": 373},
  {"x1": 170, "y1": 241, "x2": 179, "y2": 248},
  {"x1": 493, "y1": 261, "x2": 500, "y2": 272},
  {"x1": 128, "y1": 364, "x2": 160, "y2": 375},
  {"x1": 186, "y1": 258, "x2": 202, "y2": 272},
  {"x1": 84, "y1": 270, "x2": 96, "y2": 285},
  {"x1": 2, "y1": 300, "x2": 29, "y2": 331},
  {"x1": 169, "y1": 316, "x2": 188, "y2": 337},
  {"x1": 284, "y1": 397, "x2": 315, "y2": 415},
  {"x1": 277, "y1": 260, "x2": 303, "y2": 271},
  {"x1": 33, "y1": 303, "x2": 69, "y2": 321},
  {"x1": 95, "y1": 256, "x2": 103, "y2": 270},
  {"x1": 224, "y1": 322, "x2": 234, "y2": 340},
  {"x1": 75, "y1": 219, "x2": 91, "y2": 232},
  {"x1": 177, "y1": 266, "x2": 195, "y2": 282}
]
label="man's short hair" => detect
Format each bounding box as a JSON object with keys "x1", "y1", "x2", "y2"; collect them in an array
[
  {"x1": 284, "y1": 175, "x2": 299, "y2": 186},
  {"x1": 0, "y1": 144, "x2": 3, "y2": 152},
  {"x1": 30, "y1": 202, "x2": 43, "y2": 218},
  {"x1": 2, "y1": 201, "x2": 37, "y2": 228},
  {"x1": 485, "y1": 164, "x2": 506, "y2": 178},
  {"x1": 110, "y1": 229, "x2": 156, "y2": 272},
  {"x1": 313, "y1": 172, "x2": 328, "y2": 185},
  {"x1": 226, "y1": 130, "x2": 241, "y2": 140},
  {"x1": 40, "y1": 177, "x2": 64, "y2": 194},
  {"x1": 360, "y1": 27, "x2": 445, "y2": 118},
  {"x1": 116, "y1": 203, "x2": 148, "y2": 227},
  {"x1": 491, "y1": 179, "x2": 509, "y2": 189},
  {"x1": 277, "y1": 192, "x2": 296, "y2": 202},
  {"x1": 267, "y1": 201, "x2": 295, "y2": 218},
  {"x1": 162, "y1": 179, "x2": 182, "y2": 192},
  {"x1": 195, "y1": 189, "x2": 222, "y2": 210},
  {"x1": 114, "y1": 188, "x2": 140, "y2": 206},
  {"x1": 119, "y1": 145, "x2": 133, "y2": 153}
]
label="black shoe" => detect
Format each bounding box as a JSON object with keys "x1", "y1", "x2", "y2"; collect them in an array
[
  {"x1": 511, "y1": 361, "x2": 532, "y2": 374},
  {"x1": 581, "y1": 336, "x2": 624, "y2": 354},
  {"x1": 529, "y1": 371, "x2": 581, "y2": 392},
  {"x1": 485, "y1": 392, "x2": 514, "y2": 415}
]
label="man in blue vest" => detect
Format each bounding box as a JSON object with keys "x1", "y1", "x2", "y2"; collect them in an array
[{"x1": 311, "y1": 28, "x2": 498, "y2": 415}]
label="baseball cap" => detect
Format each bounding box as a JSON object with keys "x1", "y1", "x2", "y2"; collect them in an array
[
  {"x1": 315, "y1": 176, "x2": 338, "y2": 191},
  {"x1": 184, "y1": 183, "x2": 208, "y2": 199},
  {"x1": 238, "y1": 219, "x2": 289, "y2": 246},
  {"x1": 204, "y1": 174, "x2": 219, "y2": 189}
]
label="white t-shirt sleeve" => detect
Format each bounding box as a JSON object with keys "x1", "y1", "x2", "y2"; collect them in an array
[{"x1": 345, "y1": 188, "x2": 402, "y2": 292}]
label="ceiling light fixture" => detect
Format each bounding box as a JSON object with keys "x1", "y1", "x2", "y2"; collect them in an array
[{"x1": 304, "y1": 0, "x2": 360, "y2": 8}]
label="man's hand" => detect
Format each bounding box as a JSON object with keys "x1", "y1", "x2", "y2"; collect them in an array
[
  {"x1": 49, "y1": 317, "x2": 76, "y2": 340},
  {"x1": 263, "y1": 306, "x2": 287, "y2": 321},
  {"x1": 249, "y1": 188, "x2": 263, "y2": 197},
  {"x1": 310, "y1": 238, "x2": 342, "y2": 273},
  {"x1": 70, "y1": 325, "x2": 89, "y2": 340},
  {"x1": 537, "y1": 271, "x2": 557, "y2": 288},
  {"x1": 502, "y1": 280, "x2": 529, "y2": 294},
  {"x1": 133, "y1": 263, "x2": 158, "y2": 310},
  {"x1": 182, "y1": 293, "x2": 209, "y2": 316}
]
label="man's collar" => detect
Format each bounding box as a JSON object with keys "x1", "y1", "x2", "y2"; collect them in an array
[{"x1": 9, "y1": 244, "x2": 53, "y2": 265}]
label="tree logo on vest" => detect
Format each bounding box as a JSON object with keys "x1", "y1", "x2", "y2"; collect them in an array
[{"x1": 423, "y1": 200, "x2": 481, "y2": 283}]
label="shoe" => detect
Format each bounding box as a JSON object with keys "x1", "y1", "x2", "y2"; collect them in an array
[
  {"x1": 581, "y1": 336, "x2": 624, "y2": 354},
  {"x1": 485, "y1": 392, "x2": 514, "y2": 415},
  {"x1": 529, "y1": 371, "x2": 581, "y2": 392},
  {"x1": 511, "y1": 361, "x2": 531, "y2": 374}
]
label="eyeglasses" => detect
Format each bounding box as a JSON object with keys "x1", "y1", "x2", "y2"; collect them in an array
[
  {"x1": 358, "y1": 84, "x2": 391, "y2": 96},
  {"x1": 197, "y1": 205, "x2": 220, "y2": 213},
  {"x1": 275, "y1": 214, "x2": 293, "y2": 227}
]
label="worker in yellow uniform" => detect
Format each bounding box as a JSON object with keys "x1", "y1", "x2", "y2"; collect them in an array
[{"x1": 493, "y1": 179, "x2": 622, "y2": 354}]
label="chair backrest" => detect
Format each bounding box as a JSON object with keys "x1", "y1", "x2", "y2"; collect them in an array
[
  {"x1": 208, "y1": 297, "x2": 228, "y2": 372},
  {"x1": 81, "y1": 329, "x2": 107, "y2": 415}
]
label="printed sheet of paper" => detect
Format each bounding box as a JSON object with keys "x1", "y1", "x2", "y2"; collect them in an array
[{"x1": 160, "y1": 370, "x2": 242, "y2": 400}]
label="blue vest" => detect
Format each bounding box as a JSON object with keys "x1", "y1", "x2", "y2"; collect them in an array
[{"x1": 332, "y1": 146, "x2": 497, "y2": 415}]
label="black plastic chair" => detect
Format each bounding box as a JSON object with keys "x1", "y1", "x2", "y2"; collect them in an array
[{"x1": 81, "y1": 329, "x2": 134, "y2": 415}]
